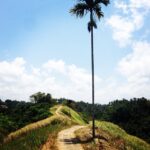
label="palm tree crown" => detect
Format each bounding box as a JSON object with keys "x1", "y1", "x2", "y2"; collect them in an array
[{"x1": 70, "y1": 0, "x2": 109, "y2": 32}]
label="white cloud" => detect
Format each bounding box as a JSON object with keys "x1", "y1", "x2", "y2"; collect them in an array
[
  {"x1": 43, "y1": 60, "x2": 66, "y2": 74},
  {"x1": 0, "y1": 58, "x2": 102, "y2": 102},
  {"x1": 117, "y1": 41, "x2": 150, "y2": 98},
  {"x1": 119, "y1": 41, "x2": 150, "y2": 81},
  {"x1": 0, "y1": 58, "x2": 25, "y2": 78},
  {"x1": 90, "y1": 41, "x2": 150, "y2": 102},
  {"x1": 107, "y1": 0, "x2": 150, "y2": 47},
  {"x1": 1, "y1": 44, "x2": 150, "y2": 104},
  {"x1": 107, "y1": 15, "x2": 134, "y2": 46},
  {"x1": 104, "y1": 0, "x2": 150, "y2": 100},
  {"x1": 130, "y1": 0, "x2": 150, "y2": 9}
]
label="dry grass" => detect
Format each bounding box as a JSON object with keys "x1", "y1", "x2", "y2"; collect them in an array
[
  {"x1": 41, "y1": 131, "x2": 58, "y2": 150},
  {"x1": 75, "y1": 126, "x2": 121, "y2": 150},
  {"x1": 96, "y1": 121, "x2": 150, "y2": 150},
  {"x1": 4, "y1": 105, "x2": 71, "y2": 143},
  {"x1": 61, "y1": 106, "x2": 86, "y2": 125},
  {"x1": 1, "y1": 105, "x2": 74, "y2": 150},
  {"x1": 4, "y1": 116, "x2": 62, "y2": 142},
  {"x1": 76, "y1": 121, "x2": 150, "y2": 150}
]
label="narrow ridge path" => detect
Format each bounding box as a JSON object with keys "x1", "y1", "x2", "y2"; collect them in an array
[{"x1": 57, "y1": 125, "x2": 85, "y2": 150}]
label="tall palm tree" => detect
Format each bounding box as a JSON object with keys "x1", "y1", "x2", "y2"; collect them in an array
[{"x1": 70, "y1": 0, "x2": 109, "y2": 138}]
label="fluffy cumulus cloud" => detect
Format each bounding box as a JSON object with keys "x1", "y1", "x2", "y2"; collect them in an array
[
  {"x1": 107, "y1": 0, "x2": 150, "y2": 46},
  {"x1": 1, "y1": 50, "x2": 150, "y2": 103},
  {"x1": 107, "y1": 15, "x2": 136, "y2": 46},
  {"x1": 102, "y1": 0, "x2": 150, "y2": 100},
  {"x1": 95, "y1": 41, "x2": 150, "y2": 101},
  {"x1": 119, "y1": 41, "x2": 150, "y2": 81},
  {"x1": 0, "y1": 58, "x2": 102, "y2": 102},
  {"x1": 117, "y1": 41, "x2": 150, "y2": 98}
]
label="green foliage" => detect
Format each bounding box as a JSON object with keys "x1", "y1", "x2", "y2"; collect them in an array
[
  {"x1": 0, "y1": 124, "x2": 63, "y2": 150},
  {"x1": 0, "y1": 100, "x2": 52, "y2": 143},
  {"x1": 67, "y1": 98, "x2": 150, "y2": 143},
  {"x1": 30, "y1": 92, "x2": 54, "y2": 104},
  {"x1": 0, "y1": 104, "x2": 74, "y2": 149},
  {"x1": 102, "y1": 98, "x2": 150, "y2": 143},
  {"x1": 70, "y1": 0, "x2": 110, "y2": 31},
  {"x1": 96, "y1": 121, "x2": 150, "y2": 150},
  {"x1": 1, "y1": 93, "x2": 150, "y2": 145},
  {"x1": 0, "y1": 114, "x2": 17, "y2": 143},
  {"x1": 61, "y1": 106, "x2": 86, "y2": 125},
  {"x1": 0, "y1": 114, "x2": 16, "y2": 132}
]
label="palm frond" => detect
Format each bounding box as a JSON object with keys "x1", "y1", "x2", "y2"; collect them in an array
[
  {"x1": 94, "y1": 0, "x2": 110, "y2": 6},
  {"x1": 70, "y1": 3, "x2": 89, "y2": 17},
  {"x1": 70, "y1": 0, "x2": 109, "y2": 31},
  {"x1": 85, "y1": 0, "x2": 94, "y2": 6},
  {"x1": 78, "y1": 0, "x2": 94, "y2": 7},
  {"x1": 93, "y1": 5, "x2": 104, "y2": 20}
]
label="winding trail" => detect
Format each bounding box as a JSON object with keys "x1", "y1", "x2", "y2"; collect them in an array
[
  {"x1": 42, "y1": 106, "x2": 86, "y2": 150},
  {"x1": 55, "y1": 105, "x2": 63, "y2": 116},
  {"x1": 57, "y1": 125, "x2": 85, "y2": 150}
]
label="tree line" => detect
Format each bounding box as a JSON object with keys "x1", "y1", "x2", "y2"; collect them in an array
[{"x1": 0, "y1": 92, "x2": 150, "y2": 143}]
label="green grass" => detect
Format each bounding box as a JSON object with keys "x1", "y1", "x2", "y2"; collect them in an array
[
  {"x1": 61, "y1": 106, "x2": 86, "y2": 125},
  {"x1": 0, "y1": 117, "x2": 72, "y2": 150},
  {"x1": 0, "y1": 124, "x2": 60, "y2": 150},
  {"x1": 50, "y1": 105, "x2": 60, "y2": 115},
  {"x1": 3, "y1": 105, "x2": 149, "y2": 150},
  {"x1": 96, "y1": 121, "x2": 150, "y2": 150},
  {"x1": 0, "y1": 105, "x2": 74, "y2": 150}
]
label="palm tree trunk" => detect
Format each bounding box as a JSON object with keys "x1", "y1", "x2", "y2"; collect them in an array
[{"x1": 90, "y1": 10, "x2": 95, "y2": 139}]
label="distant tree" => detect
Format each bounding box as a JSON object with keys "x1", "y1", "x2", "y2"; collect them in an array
[
  {"x1": 30, "y1": 92, "x2": 52, "y2": 104},
  {"x1": 0, "y1": 99, "x2": 3, "y2": 105}
]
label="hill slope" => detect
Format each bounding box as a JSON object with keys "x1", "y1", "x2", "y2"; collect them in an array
[
  {"x1": 0, "y1": 105, "x2": 85, "y2": 150},
  {"x1": 75, "y1": 121, "x2": 150, "y2": 150},
  {"x1": 1, "y1": 105, "x2": 150, "y2": 150}
]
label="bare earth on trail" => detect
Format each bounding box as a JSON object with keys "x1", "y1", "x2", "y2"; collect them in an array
[{"x1": 57, "y1": 125, "x2": 85, "y2": 150}]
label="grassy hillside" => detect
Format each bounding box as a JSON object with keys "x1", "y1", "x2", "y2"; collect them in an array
[
  {"x1": 96, "y1": 121, "x2": 150, "y2": 150},
  {"x1": 1, "y1": 105, "x2": 150, "y2": 150},
  {"x1": 61, "y1": 105, "x2": 87, "y2": 125},
  {"x1": 75, "y1": 121, "x2": 150, "y2": 150},
  {"x1": 0, "y1": 105, "x2": 85, "y2": 150},
  {"x1": 71, "y1": 98, "x2": 150, "y2": 143},
  {"x1": 1, "y1": 123, "x2": 64, "y2": 150}
]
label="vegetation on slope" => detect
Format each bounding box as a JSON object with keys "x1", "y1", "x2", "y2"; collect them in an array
[
  {"x1": 96, "y1": 121, "x2": 150, "y2": 150},
  {"x1": 0, "y1": 105, "x2": 72, "y2": 149},
  {"x1": 61, "y1": 105, "x2": 87, "y2": 125},
  {"x1": 0, "y1": 92, "x2": 56, "y2": 143},
  {"x1": 1, "y1": 92, "x2": 150, "y2": 149},
  {"x1": 0, "y1": 104, "x2": 86, "y2": 150},
  {"x1": 75, "y1": 121, "x2": 150, "y2": 150},
  {"x1": 65, "y1": 97, "x2": 150, "y2": 143},
  {"x1": 0, "y1": 119, "x2": 71, "y2": 150}
]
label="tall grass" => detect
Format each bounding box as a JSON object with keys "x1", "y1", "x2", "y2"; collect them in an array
[
  {"x1": 1, "y1": 105, "x2": 85, "y2": 150},
  {"x1": 96, "y1": 121, "x2": 150, "y2": 150},
  {"x1": 61, "y1": 106, "x2": 86, "y2": 125},
  {"x1": 1, "y1": 108, "x2": 73, "y2": 150},
  {"x1": 0, "y1": 122, "x2": 66, "y2": 150},
  {"x1": 4, "y1": 115, "x2": 62, "y2": 143},
  {"x1": 3, "y1": 105, "x2": 72, "y2": 143}
]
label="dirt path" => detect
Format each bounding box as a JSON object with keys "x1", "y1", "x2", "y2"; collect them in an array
[
  {"x1": 55, "y1": 106, "x2": 62, "y2": 116},
  {"x1": 55, "y1": 105, "x2": 72, "y2": 121},
  {"x1": 57, "y1": 125, "x2": 85, "y2": 150}
]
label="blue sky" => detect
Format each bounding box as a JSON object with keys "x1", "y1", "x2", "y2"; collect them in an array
[{"x1": 0, "y1": 0, "x2": 150, "y2": 103}]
